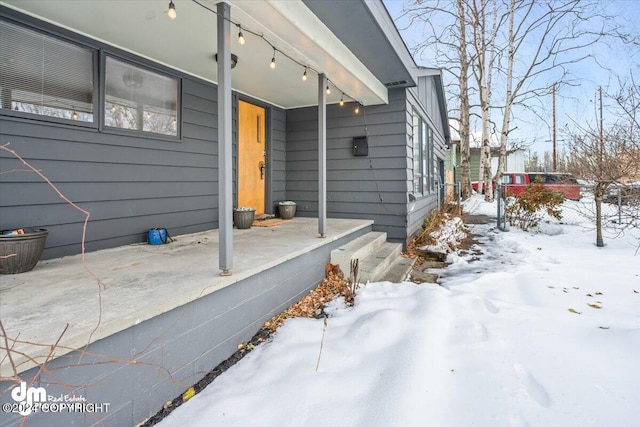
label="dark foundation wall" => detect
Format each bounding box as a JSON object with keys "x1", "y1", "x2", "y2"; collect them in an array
[
  {"x1": 0, "y1": 225, "x2": 371, "y2": 427},
  {"x1": 285, "y1": 88, "x2": 412, "y2": 244}
]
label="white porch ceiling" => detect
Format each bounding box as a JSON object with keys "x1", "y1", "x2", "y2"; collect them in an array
[{"x1": 1, "y1": 0, "x2": 390, "y2": 108}]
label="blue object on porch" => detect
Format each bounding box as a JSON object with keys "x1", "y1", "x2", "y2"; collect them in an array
[{"x1": 148, "y1": 228, "x2": 168, "y2": 245}]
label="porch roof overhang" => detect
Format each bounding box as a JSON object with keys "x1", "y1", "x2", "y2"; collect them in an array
[{"x1": 0, "y1": 0, "x2": 417, "y2": 109}]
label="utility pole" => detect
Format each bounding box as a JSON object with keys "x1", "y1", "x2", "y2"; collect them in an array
[{"x1": 552, "y1": 83, "x2": 556, "y2": 171}]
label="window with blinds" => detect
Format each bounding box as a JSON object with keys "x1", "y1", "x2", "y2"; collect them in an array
[
  {"x1": 412, "y1": 113, "x2": 437, "y2": 197},
  {"x1": 412, "y1": 109, "x2": 422, "y2": 195},
  {"x1": 422, "y1": 121, "x2": 430, "y2": 194},
  {"x1": 104, "y1": 56, "x2": 178, "y2": 136},
  {"x1": 0, "y1": 19, "x2": 95, "y2": 123}
]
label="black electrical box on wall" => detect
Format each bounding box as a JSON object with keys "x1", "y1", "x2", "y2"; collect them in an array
[{"x1": 352, "y1": 136, "x2": 368, "y2": 157}]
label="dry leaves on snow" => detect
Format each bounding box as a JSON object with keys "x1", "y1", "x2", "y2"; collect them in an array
[{"x1": 263, "y1": 263, "x2": 351, "y2": 332}]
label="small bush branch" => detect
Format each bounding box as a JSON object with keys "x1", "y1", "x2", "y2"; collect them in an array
[{"x1": 505, "y1": 184, "x2": 564, "y2": 230}]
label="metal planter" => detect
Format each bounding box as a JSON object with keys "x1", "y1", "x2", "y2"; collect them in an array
[
  {"x1": 278, "y1": 202, "x2": 296, "y2": 219},
  {"x1": 0, "y1": 228, "x2": 49, "y2": 274},
  {"x1": 233, "y1": 209, "x2": 255, "y2": 229}
]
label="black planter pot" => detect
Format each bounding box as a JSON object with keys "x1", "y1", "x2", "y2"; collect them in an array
[{"x1": 0, "y1": 228, "x2": 48, "y2": 274}]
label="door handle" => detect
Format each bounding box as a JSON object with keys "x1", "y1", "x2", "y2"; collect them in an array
[
  {"x1": 259, "y1": 161, "x2": 265, "y2": 180},
  {"x1": 257, "y1": 116, "x2": 261, "y2": 143}
]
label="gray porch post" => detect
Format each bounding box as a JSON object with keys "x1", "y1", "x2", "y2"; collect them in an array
[
  {"x1": 218, "y1": 2, "x2": 233, "y2": 275},
  {"x1": 318, "y1": 73, "x2": 327, "y2": 237}
]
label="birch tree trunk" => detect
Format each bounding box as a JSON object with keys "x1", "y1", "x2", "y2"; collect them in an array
[
  {"x1": 471, "y1": 0, "x2": 497, "y2": 201},
  {"x1": 495, "y1": 0, "x2": 515, "y2": 186},
  {"x1": 472, "y1": 0, "x2": 486, "y2": 195},
  {"x1": 458, "y1": 0, "x2": 472, "y2": 200}
]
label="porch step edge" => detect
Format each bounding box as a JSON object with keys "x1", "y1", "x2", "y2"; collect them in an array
[
  {"x1": 378, "y1": 256, "x2": 417, "y2": 283},
  {"x1": 330, "y1": 231, "x2": 387, "y2": 276},
  {"x1": 358, "y1": 242, "x2": 403, "y2": 283}
]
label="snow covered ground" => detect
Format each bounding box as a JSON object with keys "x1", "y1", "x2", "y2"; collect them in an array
[{"x1": 158, "y1": 197, "x2": 640, "y2": 427}]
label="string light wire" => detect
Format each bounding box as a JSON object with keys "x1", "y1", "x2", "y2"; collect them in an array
[{"x1": 188, "y1": 0, "x2": 362, "y2": 109}]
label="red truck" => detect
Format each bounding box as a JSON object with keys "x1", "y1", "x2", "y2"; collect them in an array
[{"x1": 473, "y1": 172, "x2": 581, "y2": 200}]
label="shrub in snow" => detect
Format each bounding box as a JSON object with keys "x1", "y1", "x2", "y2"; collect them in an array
[{"x1": 505, "y1": 184, "x2": 564, "y2": 230}]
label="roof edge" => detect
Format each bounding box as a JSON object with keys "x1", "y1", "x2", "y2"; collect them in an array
[{"x1": 364, "y1": 0, "x2": 417, "y2": 87}]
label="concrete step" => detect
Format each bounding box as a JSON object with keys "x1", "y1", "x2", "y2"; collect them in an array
[
  {"x1": 358, "y1": 242, "x2": 403, "y2": 283},
  {"x1": 330, "y1": 231, "x2": 387, "y2": 276},
  {"x1": 379, "y1": 256, "x2": 417, "y2": 283}
]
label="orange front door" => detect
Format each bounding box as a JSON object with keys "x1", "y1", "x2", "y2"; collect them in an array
[{"x1": 238, "y1": 100, "x2": 266, "y2": 215}]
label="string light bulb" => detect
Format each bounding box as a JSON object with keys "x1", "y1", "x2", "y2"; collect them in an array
[
  {"x1": 168, "y1": 1, "x2": 177, "y2": 20},
  {"x1": 72, "y1": 110, "x2": 78, "y2": 120},
  {"x1": 146, "y1": 112, "x2": 152, "y2": 120},
  {"x1": 111, "y1": 104, "x2": 116, "y2": 112},
  {"x1": 237, "y1": 26, "x2": 245, "y2": 45},
  {"x1": 176, "y1": 1, "x2": 366, "y2": 117}
]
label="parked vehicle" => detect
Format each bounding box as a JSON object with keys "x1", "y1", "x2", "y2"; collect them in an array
[
  {"x1": 527, "y1": 173, "x2": 581, "y2": 201},
  {"x1": 473, "y1": 172, "x2": 581, "y2": 201},
  {"x1": 604, "y1": 185, "x2": 640, "y2": 206},
  {"x1": 494, "y1": 172, "x2": 528, "y2": 197},
  {"x1": 473, "y1": 172, "x2": 527, "y2": 195}
]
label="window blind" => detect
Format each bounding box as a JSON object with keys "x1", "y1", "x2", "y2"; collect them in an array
[{"x1": 0, "y1": 19, "x2": 94, "y2": 121}]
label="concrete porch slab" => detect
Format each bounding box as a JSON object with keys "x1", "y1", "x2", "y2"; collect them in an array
[{"x1": 0, "y1": 217, "x2": 372, "y2": 376}]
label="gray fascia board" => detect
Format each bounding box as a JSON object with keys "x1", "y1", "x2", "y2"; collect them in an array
[{"x1": 365, "y1": 0, "x2": 418, "y2": 87}]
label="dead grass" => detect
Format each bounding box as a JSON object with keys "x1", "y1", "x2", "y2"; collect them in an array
[{"x1": 405, "y1": 204, "x2": 467, "y2": 266}]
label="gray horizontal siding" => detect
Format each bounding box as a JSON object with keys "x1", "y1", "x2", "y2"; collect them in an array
[
  {"x1": 270, "y1": 107, "x2": 287, "y2": 212},
  {"x1": 0, "y1": 72, "x2": 218, "y2": 259},
  {"x1": 0, "y1": 11, "x2": 298, "y2": 259},
  {"x1": 285, "y1": 88, "x2": 411, "y2": 243},
  {"x1": 0, "y1": 18, "x2": 223, "y2": 259},
  {"x1": 0, "y1": 80, "x2": 286, "y2": 260}
]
